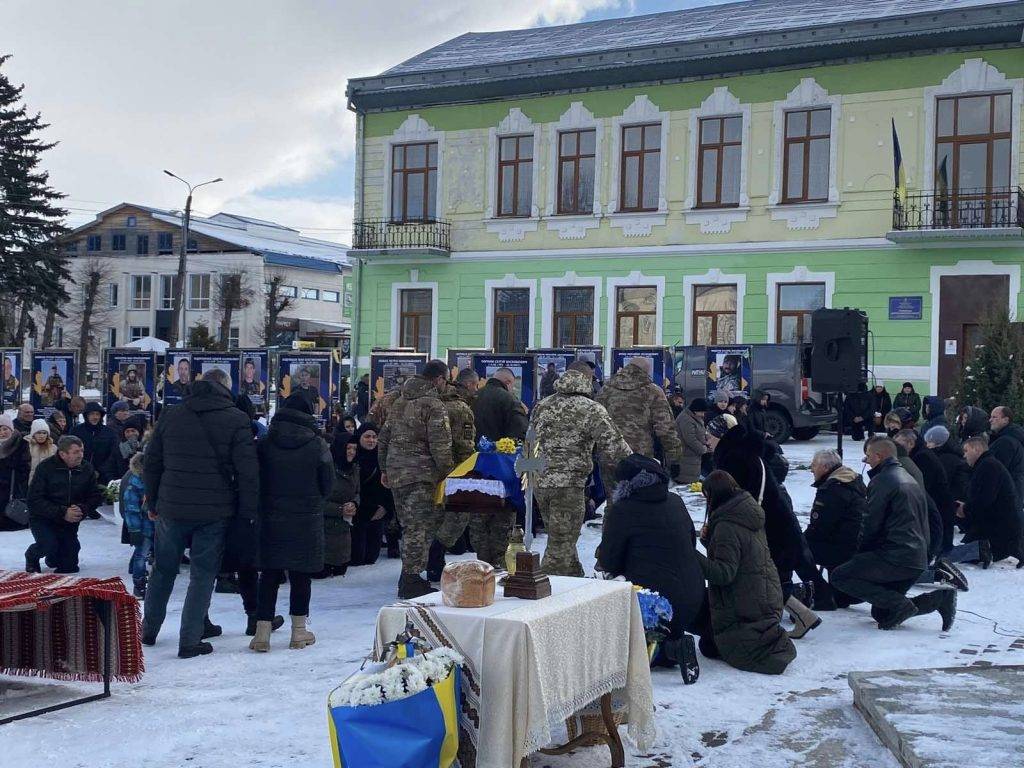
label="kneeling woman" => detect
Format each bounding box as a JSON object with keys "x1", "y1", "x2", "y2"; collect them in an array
[
  {"x1": 697, "y1": 470, "x2": 796, "y2": 675},
  {"x1": 251, "y1": 394, "x2": 335, "y2": 652}
]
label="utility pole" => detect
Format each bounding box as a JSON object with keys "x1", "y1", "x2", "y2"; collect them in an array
[{"x1": 163, "y1": 170, "x2": 222, "y2": 348}]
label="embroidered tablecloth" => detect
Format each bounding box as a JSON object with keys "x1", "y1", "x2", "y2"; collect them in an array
[{"x1": 375, "y1": 576, "x2": 654, "y2": 768}]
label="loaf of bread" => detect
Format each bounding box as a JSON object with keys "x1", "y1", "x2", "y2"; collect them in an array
[{"x1": 440, "y1": 560, "x2": 496, "y2": 608}]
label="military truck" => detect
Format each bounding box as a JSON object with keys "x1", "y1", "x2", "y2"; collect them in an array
[{"x1": 672, "y1": 344, "x2": 835, "y2": 443}]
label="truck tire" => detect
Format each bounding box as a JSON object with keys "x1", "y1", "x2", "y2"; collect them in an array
[
  {"x1": 763, "y1": 407, "x2": 792, "y2": 443},
  {"x1": 791, "y1": 427, "x2": 821, "y2": 441}
]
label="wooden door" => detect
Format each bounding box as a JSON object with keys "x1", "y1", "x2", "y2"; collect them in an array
[{"x1": 937, "y1": 274, "x2": 1009, "y2": 396}]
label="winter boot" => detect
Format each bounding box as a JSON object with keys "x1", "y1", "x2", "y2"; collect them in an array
[
  {"x1": 178, "y1": 641, "x2": 213, "y2": 658},
  {"x1": 246, "y1": 612, "x2": 285, "y2": 637},
  {"x1": 934, "y1": 558, "x2": 969, "y2": 591},
  {"x1": 249, "y1": 620, "x2": 273, "y2": 652},
  {"x1": 398, "y1": 573, "x2": 437, "y2": 600},
  {"x1": 675, "y1": 634, "x2": 700, "y2": 684},
  {"x1": 289, "y1": 615, "x2": 316, "y2": 649},
  {"x1": 132, "y1": 577, "x2": 147, "y2": 599},
  {"x1": 877, "y1": 601, "x2": 918, "y2": 630},
  {"x1": 24, "y1": 546, "x2": 40, "y2": 574},
  {"x1": 786, "y1": 596, "x2": 822, "y2": 639},
  {"x1": 215, "y1": 573, "x2": 240, "y2": 594},
  {"x1": 789, "y1": 581, "x2": 814, "y2": 607},
  {"x1": 812, "y1": 579, "x2": 838, "y2": 611},
  {"x1": 202, "y1": 615, "x2": 222, "y2": 640},
  {"x1": 938, "y1": 589, "x2": 957, "y2": 632},
  {"x1": 979, "y1": 539, "x2": 993, "y2": 569},
  {"x1": 426, "y1": 540, "x2": 447, "y2": 583}
]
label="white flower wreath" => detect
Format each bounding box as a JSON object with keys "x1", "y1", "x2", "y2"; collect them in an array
[{"x1": 330, "y1": 647, "x2": 463, "y2": 708}]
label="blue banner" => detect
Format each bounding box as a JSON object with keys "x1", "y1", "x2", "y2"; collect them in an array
[
  {"x1": 192, "y1": 352, "x2": 241, "y2": 397},
  {"x1": 162, "y1": 351, "x2": 194, "y2": 406},
  {"x1": 238, "y1": 349, "x2": 270, "y2": 413},
  {"x1": 104, "y1": 349, "x2": 156, "y2": 419},
  {"x1": 473, "y1": 353, "x2": 536, "y2": 407},
  {"x1": 30, "y1": 349, "x2": 78, "y2": 419},
  {"x1": 277, "y1": 351, "x2": 333, "y2": 426},
  {"x1": 1, "y1": 348, "x2": 22, "y2": 409},
  {"x1": 888, "y1": 296, "x2": 923, "y2": 320},
  {"x1": 611, "y1": 347, "x2": 668, "y2": 388}
]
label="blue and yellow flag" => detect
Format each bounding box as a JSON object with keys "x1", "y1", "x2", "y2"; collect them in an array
[{"x1": 891, "y1": 118, "x2": 907, "y2": 206}]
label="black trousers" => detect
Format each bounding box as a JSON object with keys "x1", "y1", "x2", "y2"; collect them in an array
[
  {"x1": 256, "y1": 569, "x2": 312, "y2": 621},
  {"x1": 26, "y1": 518, "x2": 81, "y2": 572},
  {"x1": 830, "y1": 552, "x2": 922, "y2": 616},
  {"x1": 350, "y1": 517, "x2": 385, "y2": 566},
  {"x1": 238, "y1": 568, "x2": 259, "y2": 614}
]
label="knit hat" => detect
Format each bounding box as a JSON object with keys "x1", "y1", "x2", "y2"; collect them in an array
[
  {"x1": 689, "y1": 397, "x2": 709, "y2": 413},
  {"x1": 109, "y1": 401, "x2": 130, "y2": 416},
  {"x1": 30, "y1": 418, "x2": 49, "y2": 436},
  {"x1": 283, "y1": 392, "x2": 315, "y2": 415},
  {"x1": 713, "y1": 390, "x2": 731, "y2": 405},
  {"x1": 0, "y1": 414, "x2": 13, "y2": 431},
  {"x1": 924, "y1": 425, "x2": 950, "y2": 446},
  {"x1": 707, "y1": 413, "x2": 738, "y2": 438}
]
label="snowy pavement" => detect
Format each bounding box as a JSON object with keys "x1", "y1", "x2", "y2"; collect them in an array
[{"x1": 3, "y1": 435, "x2": 1024, "y2": 767}]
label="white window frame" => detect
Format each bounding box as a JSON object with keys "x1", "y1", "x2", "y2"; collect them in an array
[
  {"x1": 682, "y1": 268, "x2": 747, "y2": 345},
  {"x1": 130, "y1": 275, "x2": 151, "y2": 310},
  {"x1": 684, "y1": 86, "x2": 752, "y2": 234},
  {"x1": 769, "y1": 78, "x2": 842, "y2": 231},
  {"x1": 607, "y1": 95, "x2": 670, "y2": 236},
  {"x1": 383, "y1": 114, "x2": 444, "y2": 223},
  {"x1": 545, "y1": 102, "x2": 603, "y2": 240},
  {"x1": 228, "y1": 327, "x2": 240, "y2": 350},
  {"x1": 485, "y1": 108, "x2": 542, "y2": 242},
  {"x1": 390, "y1": 280, "x2": 438, "y2": 358},
  {"x1": 159, "y1": 274, "x2": 177, "y2": 310},
  {"x1": 188, "y1": 273, "x2": 211, "y2": 310},
  {"x1": 108, "y1": 283, "x2": 119, "y2": 308},
  {"x1": 484, "y1": 274, "x2": 537, "y2": 351},
  {"x1": 279, "y1": 284, "x2": 297, "y2": 299},
  {"x1": 321, "y1": 290, "x2": 340, "y2": 303},
  {"x1": 540, "y1": 271, "x2": 603, "y2": 347},
  {"x1": 301, "y1": 288, "x2": 320, "y2": 300},
  {"x1": 129, "y1": 326, "x2": 149, "y2": 342},
  {"x1": 606, "y1": 271, "x2": 665, "y2": 356},
  {"x1": 923, "y1": 58, "x2": 1022, "y2": 198},
  {"x1": 106, "y1": 327, "x2": 117, "y2": 347},
  {"x1": 765, "y1": 266, "x2": 835, "y2": 343}
]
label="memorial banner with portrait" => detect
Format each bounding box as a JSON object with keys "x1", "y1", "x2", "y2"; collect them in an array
[
  {"x1": 237, "y1": 349, "x2": 270, "y2": 413},
  {"x1": 567, "y1": 345, "x2": 606, "y2": 386},
  {"x1": 446, "y1": 348, "x2": 491, "y2": 382},
  {"x1": 1, "y1": 348, "x2": 22, "y2": 409},
  {"x1": 472, "y1": 354, "x2": 536, "y2": 408},
  {"x1": 162, "y1": 350, "x2": 194, "y2": 406},
  {"x1": 706, "y1": 345, "x2": 752, "y2": 399},
  {"x1": 370, "y1": 353, "x2": 427, "y2": 405},
  {"x1": 192, "y1": 352, "x2": 241, "y2": 397},
  {"x1": 529, "y1": 348, "x2": 576, "y2": 401},
  {"x1": 277, "y1": 351, "x2": 333, "y2": 426},
  {"x1": 611, "y1": 347, "x2": 668, "y2": 388},
  {"x1": 104, "y1": 349, "x2": 156, "y2": 418},
  {"x1": 30, "y1": 349, "x2": 77, "y2": 419}
]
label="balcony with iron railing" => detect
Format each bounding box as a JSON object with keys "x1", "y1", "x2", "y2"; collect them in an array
[
  {"x1": 351, "y1": 218, "x2": 451, "y2": 254},
  {"x1": 890, "y1": 186, "x2": 1024, "y2": 241}
]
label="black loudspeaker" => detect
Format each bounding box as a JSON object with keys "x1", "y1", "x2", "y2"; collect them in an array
[{"x1": 810, "y1": 308, "x2": 868, "y2": 392}]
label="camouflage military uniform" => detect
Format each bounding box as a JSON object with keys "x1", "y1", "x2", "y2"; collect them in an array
[
  {"x1": 378, "y1": 376, "x2": 454, "y2": 576},
  {"x1": 596, "y1": 363, "x2": 683, "y2": 503},
  {"x1": 436, "y1": 384, "x2": 481, "y2": 549},
  {"x1": 530, "y1": 370, "x2": 631, "y2": 577},
  {"x1": 368, "y1": 387, "x2": 402, "y2": 427}
]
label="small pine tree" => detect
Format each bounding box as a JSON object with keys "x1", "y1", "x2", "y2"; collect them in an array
[
  {"x1": 954, "y1": 307, "x2": 1024, "y2": 416},
  {"x1": 187, "y1": 323, "x2": 219, "y2": 350}
]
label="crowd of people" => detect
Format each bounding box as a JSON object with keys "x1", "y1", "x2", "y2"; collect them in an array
[{"x1": 2, "y1": 358, "x2": 1021, "y2": 675}]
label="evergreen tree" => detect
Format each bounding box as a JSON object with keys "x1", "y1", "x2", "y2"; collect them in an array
[
  {"x1": 954, "y1": 306, "x2": 1024, "y2": 416},
  {"x1": 187, "y1": 322, "x2": 219, "y2": 351},
  {"x1": 0, "y1": 54, "x2": 70, "y2": 345}
]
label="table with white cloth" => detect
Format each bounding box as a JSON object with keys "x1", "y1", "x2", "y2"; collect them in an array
[{"x1": 374, "y1": 576, "x2": 655, "y2": 768}]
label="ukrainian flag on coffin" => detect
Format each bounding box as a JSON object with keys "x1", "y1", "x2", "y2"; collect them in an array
[{"x1": 328, "y1": 665, "x2": 461, "y2": 768}]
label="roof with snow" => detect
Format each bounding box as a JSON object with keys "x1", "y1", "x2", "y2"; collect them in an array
[{"x1": 347, "y1": 0, "x2": 1024, "y2": 111}]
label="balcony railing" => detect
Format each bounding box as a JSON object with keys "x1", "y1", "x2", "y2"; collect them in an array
[
  {"x1": 893, "y1": 187, "x2": 1024, "y2": 231},
  {"x1": 352, "y1": 218, "x2": 451, "y2": 251}
]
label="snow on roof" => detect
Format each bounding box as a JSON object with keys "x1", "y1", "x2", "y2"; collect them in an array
[{"x1": 383, "y1": 0, "x2": 1013, "y2": 76}]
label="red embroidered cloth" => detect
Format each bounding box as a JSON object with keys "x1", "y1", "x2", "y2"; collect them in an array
[{"x1": 0, "y1": 570, "x2": 144, "y2": 683}]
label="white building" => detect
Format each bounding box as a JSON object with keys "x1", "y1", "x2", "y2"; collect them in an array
[{"x1": 47, "y1": 203, "x2": 350, "y2": 379}]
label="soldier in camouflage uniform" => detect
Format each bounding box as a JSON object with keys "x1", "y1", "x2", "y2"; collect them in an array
[
  {"x1": 378, "y1": 360, "x2": 454, "y2": 598},
  {"x1": 368, "y1": 385, "x2": 402, "y2": 427},
  {"x1": 596, "y1": 358, "x2": 684, "y2": 503},
  {"x1": 432, "y1": 371, "x2": 480, "y2": 572},
  {"x1": 530, "y1": 368, "x2": 631, "y2": 577}
]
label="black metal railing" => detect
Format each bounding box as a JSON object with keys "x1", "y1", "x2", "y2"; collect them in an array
[
  {"x1": 352, "y1": 218, "x2": 451, "y2": 250},
  {"x1": 893, "y1": 187, "x2": 1024, "y2": 231}
]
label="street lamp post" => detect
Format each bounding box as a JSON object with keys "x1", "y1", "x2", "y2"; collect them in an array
[{"x1": 162, "y1": 171, "x2": 222, "y2": 348}]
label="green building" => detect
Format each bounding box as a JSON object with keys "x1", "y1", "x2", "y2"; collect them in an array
[{"x1": 346, "y1": 0, "x2": 1024, "y2": 398}]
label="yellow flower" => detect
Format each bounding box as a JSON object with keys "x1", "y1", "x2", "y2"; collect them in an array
[
  {"x1": 689, "y1": 481, "x2": 703, "y2": 493},
  {"x1": 496, "y1": 438, "x2": 518, "y2": 454}
]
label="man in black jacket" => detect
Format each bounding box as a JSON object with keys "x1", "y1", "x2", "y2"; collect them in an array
[
  {"x1": 24, "y1": 435, "x2": 103, "y2": 573},
  {"x1": 988, "y1": 406, "x2": 1024, "y2": 507},
  {"x1": 894, "y1": 429, "x2": 955, "y2": 555},
  {"x1": 925, "y1": 425, "x2": 970, "y2": 504},
  {"x1": 844, "y1": 384, "x2": 875, "y2": 441},
  {"x1": 958, "y1": 436, "x2": 1024, "y2": 568},
  {"x1": 142, "y1": 369, "x2": 260, "y2": 658},
  {"x1": 71, "y1": 402, "x2": 119, "y2": 487},
  {"x1": 805, "y1": 449, "x2": 867, "y2": 580},
  {"x1": 472, "y1": 368, "x2": 529, "y2": 442},
  {"x1": 831, "y1": 437, "x2": 956, "y2": 631}
]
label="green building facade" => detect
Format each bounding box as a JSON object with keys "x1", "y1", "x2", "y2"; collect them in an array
[{"x1": 346, "y1": 1, "x2": 1024, "y2": 398}]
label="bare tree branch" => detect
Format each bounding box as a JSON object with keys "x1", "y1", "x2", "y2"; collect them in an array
[{"x1": 214, "y1": 268, "x2": 255, "y2": 349}]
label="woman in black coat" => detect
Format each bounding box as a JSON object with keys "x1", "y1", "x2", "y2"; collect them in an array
[
  {"x1": 349, "y1": 422, "x2": 394, "y2": 566},
  {"x1": 0, "y1": 416, "x2": 30, "y2": 531},
  {"x1": 597, "y1": 454, "x2": 713, "y2": 651},
  {"x1": 251, "y1": 395, "x2": 334, "y2": 652}
]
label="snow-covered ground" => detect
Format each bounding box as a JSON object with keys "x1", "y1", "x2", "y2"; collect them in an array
[{"x1": 3, "y1": 435, "x2": 1023, "y2": 767}]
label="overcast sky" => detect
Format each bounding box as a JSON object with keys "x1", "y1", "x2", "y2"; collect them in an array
[{"x1": 3, "y1": 0, "x2": 728, "y2": 243}]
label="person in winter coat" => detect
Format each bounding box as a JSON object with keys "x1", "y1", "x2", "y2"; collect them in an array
[
  {"x1": 844, "y1": 384, "x2": 875, "y2": 441},
  {"x1": 894, "y1": 429, "x2": 955, "y2": 556},
  {"x1": 987, "y1": 406, "x2": 1024, "y2": 507},
  {"x1": 804, "y1": 450, "x2": 867, "y2": 601},
  {"x1": 107, "y1": 421, "x2": 143, "y2": 481},
  {"x1": 472, "y1": 368, "x2": 529, "y2": 443},
  {"x1": 675, "y1": 398, "x2": 708, "y2": 483},
  {"x1": 122, "y1": 452, "x2": 154, "y2": 598},
  {"x1": 870, "y1": 385, "x2": 892, "y2": 434},
  {"x1": 46, "y1": 410, "x2": 67, "y2": 441},
  {"x1": 71, "y1": 402, "x2": 119, "y2": 486},
  {"x1": 251, "y1": 394, "x2": 335, "y2": 652},
  {"x1": 350, "y1": 422, "x2": 394, "y2": 566},
  {"x1": 142, "y1": 370, "x2": 260, "y2": 659},
  {"x1": 958, "y1": 405, "x2": 989, "y2": 440},
  {"x1": 925, "y1": 425, "x2": 969, "y2": 500},
  {"x1": 24, "y1": 435, "x2": 103, "y2": 573},
  {"x1": 597, "y1": 359, "x2": 684, "y2": 502},
  {"x1": 529, "y1": 369, "x2": 631, "y2": 577},
  {"x1": 831, "y1": 437, "x2": 956, "y2": 631},
  {"x1": 921, "y1": 396, "x2": 948, "y2": 435},
  {"x1": 747, "y1": 391, "x2": 771, "y2": 437},
  {"x1": 26, "y1": 419, "x2": 57, "y2": 483},
  {"x1": 319, "y1": 431, "x2": 359, "y2": 578},
  {"x1": 893, "y1": 383, "x2": 922, "y2": 424},
  {"x1": 696, "y1": 470, "x2": 796, "y2": 675},
  {"x1": 958, "y1": 436, "x2": 1024, "y2": 567},
  {"x1": 354, "y1": 374, "x2": 370, "y2": 422},
  {"x1": 0, "y1": 414, "x2": 31, "y2": 531}
]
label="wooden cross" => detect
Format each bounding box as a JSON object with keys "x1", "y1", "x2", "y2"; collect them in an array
[{"x1": 514, "y1": 425, "x2": 548, "y2": 550}]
